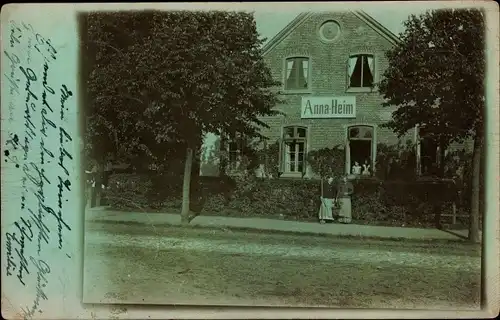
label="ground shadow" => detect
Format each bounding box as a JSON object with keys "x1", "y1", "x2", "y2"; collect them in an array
[{"x1": 439, "y1": 228, "x2": 469, "y2": 240}]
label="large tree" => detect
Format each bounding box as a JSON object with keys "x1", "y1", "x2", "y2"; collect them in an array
[
  {"x1": 82, "y1": 10, "x2": 280, "y2": 224},
  {"x1": 378, "y1": 8, "x2": 485, "y2": 242}
]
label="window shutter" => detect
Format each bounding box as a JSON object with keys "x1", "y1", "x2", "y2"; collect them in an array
[
  {"x1": 301, "y1": 158, "x2": 307, "y2": 177},
  {"x1": 301, "y1": 142, "x2": 307, "y2": 177},
  {"x1": 345, "y1": 138, "x2": 350, "y2": 175},
  {"x1": 360, "y1": 55, "x2": 365, "y2": 87},
  {"x1": 346, "y1": 57, "x2": 350, "y2": 88}
]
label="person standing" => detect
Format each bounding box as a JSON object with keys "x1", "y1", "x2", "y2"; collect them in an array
[
  {"x1": 337, "y1": 175, "x2": 354, "y2": 223},
  {"x1": 352, "y1": 161, "x2": 362, "y2": 175},
  {"x1": 362, "y1": 159, "x2": 371, "y2": 176},
  {"x1": 319, "y1": 176, "x2": 338, "y2": 223}
]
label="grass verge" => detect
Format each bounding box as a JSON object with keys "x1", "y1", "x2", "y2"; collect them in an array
[{"x1": 105, "y1": 205, "x2": 470, "y2": 230}]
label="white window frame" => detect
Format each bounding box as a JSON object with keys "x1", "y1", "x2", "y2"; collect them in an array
[
  {"x1": 223, "y1": 134, "x2": 246, "y2": 172},
  {"x1": 228, "y1": 141, "x2": 242, "y2": 171},
  {"x1": 280, "y1": 126, "x2": 308, "y2": 178},
  {"x1": 346, "y1": 53, "x2": 375, "y2": 93},
  {"x1": 283, "y1": 56, "x2": 311, "y2": 92}
]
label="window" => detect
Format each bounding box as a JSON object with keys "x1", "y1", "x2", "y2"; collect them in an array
[
  {"x1": 280, "y1": 126, "x2": 307, "y2": 175},
  {"x1": 347, "y1": 54, "x2": 374, "y2": 88},
  {"x1": 347, "y1": 125, "x2": 375, "y2": 176},
  {"x1": 319, "y1": 20, "x2": 341, "y2": 42},
  {"x1": 228, "y1": 141, "x2": 241, "y2": 170},
  {"x1": 285, "y1": 57, "x2": 309, "y2": 90},
  {"x1": 418, "y1": 127, "x2": 440, "y2": 176},
  {"x1": 227, "y1": 135, "x2": 246, "y2": 171}
]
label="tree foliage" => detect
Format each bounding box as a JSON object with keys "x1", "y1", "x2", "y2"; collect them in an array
[
  {"x1": 375, "y1": 141, "x2": 417, "y2": 181},
  {"x1": 81, "y1": 10, "x2": 281, "y2": 163},
  {"x1": 81, "y1": 10, "x2": 281, "y2": 223},
  {"x1": 378, "y1": 8, "x2": 485, "y2": 243},
  {"x1": 379, "y1": 8, "x2": 485, "y2": 144}
]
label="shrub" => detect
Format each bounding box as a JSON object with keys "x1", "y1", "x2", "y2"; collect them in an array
[
  {"x1": 307, "y1": 146, "x2": 345, "y2": 179},
  {"x1": 106, "y1": 173, "x2": 234, "y2": 211},
  {"x1": 375, "y1": 140, "x2": 417, "y2": 181},
  {"x1": 447, "y1": 149, "x2": 486, "y2": 216},
  {"x1": 106, "y1": 172, "x2": 459, "y2": 227},
  {"x1": 201, "y1": 193, "x2": 228, "y2": 214},
  {"x1": 444, "y1": 149, "x2": 471, "y2": 179},
  {"x1": 350, "y1": 178, "x2": 458, "y2": 227},
  {"x1": 258, "y1": 140, "x2": 281, "y2": 178},
  {"x1": 106, "y1": 173, "x2": 157, "y2": 210}
]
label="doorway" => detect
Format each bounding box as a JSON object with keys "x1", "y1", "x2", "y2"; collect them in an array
[
  {"x1": 418, "y1": 126, "x2": 440, "y2": 176},
  {"x1": 420, "y1": 137, "x2": 438, "y2": 175},
  {"x1": 350, "y1": 140, "x2": 371, "y2": 167},
  {"x1": 346, "y1": 125, "x2": 375, "y2": 176}
]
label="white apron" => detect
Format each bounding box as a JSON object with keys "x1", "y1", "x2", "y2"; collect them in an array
[{"x1": 318, "y1": 197, "x2": 335, "y2": 221}]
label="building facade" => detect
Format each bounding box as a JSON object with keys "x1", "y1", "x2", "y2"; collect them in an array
[{"x1": 199, "y1": 11, "x2": 472, "y2": 179}]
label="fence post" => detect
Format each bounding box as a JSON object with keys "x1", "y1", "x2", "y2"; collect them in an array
[
  {"x1": 95, "y1": 186, "x2": 101, "y2": 207},
  {"x1": 85, "y1": 184, "x2": 91, "y2": 209},
  {"x1": 452, "y1": 201, "x2": 457, "y2": 225}
]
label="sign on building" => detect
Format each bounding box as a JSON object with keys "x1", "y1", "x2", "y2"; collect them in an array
[{"x1": 301, "y1": 96, "x2": 356, "y2": 119}]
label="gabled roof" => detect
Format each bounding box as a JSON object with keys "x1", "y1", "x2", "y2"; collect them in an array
[{"x1": 261, "y1": 10, "x2": 401, "y2": 56}]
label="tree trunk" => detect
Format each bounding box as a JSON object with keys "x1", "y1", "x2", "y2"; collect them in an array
[
  {"x1": 181, "y1": 146, "x2": 194, "y2": 225},
  {"x1": 480, "y1": 144, "x2": 486, "y2": 308},
  {"x1": 469, "y1": 132, "x2": 482, "y2": 243}
]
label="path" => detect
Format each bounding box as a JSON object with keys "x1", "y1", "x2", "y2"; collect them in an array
[{"x1": 86, "y1": 207, "x2": 474, "y2": 241}]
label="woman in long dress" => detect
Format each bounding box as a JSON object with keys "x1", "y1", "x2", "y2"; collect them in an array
[
  {"x1": 319, "y1": 176, "x2": 337, "y2": 223},
  {"x1": 337, "y1": 175, "x2": 354, "y2": 223}
]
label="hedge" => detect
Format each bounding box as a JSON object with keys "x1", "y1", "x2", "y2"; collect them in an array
[{"x1": 105, "y1": 172, "x2": 464, "y2": 227}]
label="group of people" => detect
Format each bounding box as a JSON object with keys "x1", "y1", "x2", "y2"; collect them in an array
[
  {"x1": 318, "y1": 160, "x2": 370, "y2": 224},
  {"x1": 351, "y1": 159, "x2": 371, "y2": 176},
  {"x1": 319, "y1": 175, "x2": 354, "y2": 224}
]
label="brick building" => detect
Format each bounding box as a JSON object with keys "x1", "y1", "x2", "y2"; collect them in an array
[{"x1": 199, "y1": 10, "x2": 471, "y2": 179}]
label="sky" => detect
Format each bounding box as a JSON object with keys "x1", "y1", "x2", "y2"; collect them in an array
[{"x1": 252, "y1": 2, "x2": 465, "y2": 44}]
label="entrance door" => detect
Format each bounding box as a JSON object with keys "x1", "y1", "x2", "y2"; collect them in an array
[
  {"x1": 346, "y1": 125, "x2": 374, "y2": 175},
  {"x1": 420, "y1": 137, "x2": 438, "y2": 175},
  {"x1": 419, "y1": 126, "x2": 439, "y2": 176},
  {"x1": 350, "y1": 140, "x2": 371, "y2": 167}
]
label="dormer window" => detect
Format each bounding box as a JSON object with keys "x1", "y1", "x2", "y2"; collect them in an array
[
  {"x1": 348, "y1": 54, "x2": 374, "y2": 88},
  {"x1": 285, "y1": 57, "x2": 309, "y2": 90}
]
